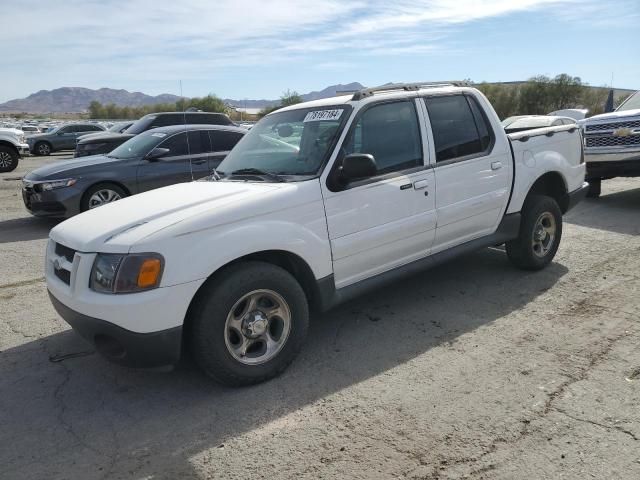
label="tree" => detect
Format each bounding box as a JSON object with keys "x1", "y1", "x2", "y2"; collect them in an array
[{"x1": 280, "y1": 89, "x2": 303, "y2": 107}]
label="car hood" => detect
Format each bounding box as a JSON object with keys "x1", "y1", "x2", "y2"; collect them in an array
[
  {"x1": 582, "y1": 108, "x2": 640, "y2": 123},
  {"x1": 49, "y1": 180, "x2": 297, "y2": 253},
  {"x1": 77, "y1": 133, "x2": 134, "y2": 145},
  {"x1": 24, "y1": 155, "x2": 123, "y2": 180}
]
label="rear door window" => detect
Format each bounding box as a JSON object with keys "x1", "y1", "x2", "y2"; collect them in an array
[
  {"x1": 211, "y1": 131, "x2": 244, "y2": 152},
  {"x1": 425, "y1": 95, "x2": 493, "y2": 163}
]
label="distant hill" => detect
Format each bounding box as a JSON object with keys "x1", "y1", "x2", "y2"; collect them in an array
[
  {"x1": 0, "y1": 83, "x2": 367, "y2": 114},
  {"x1": 0, "y1": 87, "x2": 183, "y2": 113}
]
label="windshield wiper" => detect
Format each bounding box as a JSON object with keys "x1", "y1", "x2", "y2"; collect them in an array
[{"x1": 229, "y1": 168, "x2": 284, "y2": 182}]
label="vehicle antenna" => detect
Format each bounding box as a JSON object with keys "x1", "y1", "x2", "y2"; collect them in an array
[{"x1": 181, "y1": 80, "x2": 194, "y2": 181}]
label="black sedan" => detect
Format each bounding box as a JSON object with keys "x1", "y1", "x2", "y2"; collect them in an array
[{"x1": 22, "y1": 124, "x2": 245, "y2": 218}]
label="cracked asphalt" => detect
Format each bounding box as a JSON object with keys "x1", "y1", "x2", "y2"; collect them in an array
[{"x1": 1, "y1": 152, "x2": 639, "y2": 479}]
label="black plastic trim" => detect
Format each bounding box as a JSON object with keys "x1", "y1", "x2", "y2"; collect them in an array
[
  {"x1": 316, "y1": 213, "x2": 521, "y2": 311},
  {"x1": 566, "y1": 183, "x2": 589, "y2": 212}
]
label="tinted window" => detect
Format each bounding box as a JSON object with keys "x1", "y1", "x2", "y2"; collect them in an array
[
  {"x1": 211, "y1": 130, "x2": 244, "y2": 151},
  {"x1": 149, "y1": 115, "x2": 181, "y2": 129},
  {"x1": 158, "y1": 132, "x2": 189, "y2": 156},
  {"x1": 343, "y1": 101, "x2": 422, "y2": 175},
  {"x1": 58, "y1": 125, "x2": 72, "y2": 133},
  {"x1": 425, "y1": 95, "x2": 492, "y2": 162},
  {"x1": 186, "y1": 130, "x2": 210, "y2": 154}
]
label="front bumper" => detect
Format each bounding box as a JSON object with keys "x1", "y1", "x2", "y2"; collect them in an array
[
  {"x1": 17, "y1": 143, "x2": 30, "y2": 156},
  {"x1": 21, "y1": 184, "x2": 83, "y2": 218},
  {"x1": 566, "y1": 181, "x2": 589, "y2": 211},
  {"x1": 49, "y1": 291, "x2": 182, "y2": 367},
  {"x1": 585, "y1": 157, "x2": 640, "y2": 180}
]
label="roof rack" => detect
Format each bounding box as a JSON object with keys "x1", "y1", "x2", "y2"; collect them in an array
[{"x1": 351, "y1": 81, "x2": 471, "y2": 101}]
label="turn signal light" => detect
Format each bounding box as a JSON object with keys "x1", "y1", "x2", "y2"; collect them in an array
[{"x1": 137, "y1": 258, "x2": 162, "y2": 288}]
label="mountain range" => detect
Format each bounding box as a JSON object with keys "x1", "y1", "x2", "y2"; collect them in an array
[{"x1": 0, "y1": 83, "x2": 366, "y2": 113}]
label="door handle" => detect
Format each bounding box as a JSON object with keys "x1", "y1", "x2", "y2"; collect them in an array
[
  {"x1": 491, "y1": 161, "x2": 502, "y2": 170},
  {"x1": 413, "y1": 180, "x2": 428, "y2": 190},
  {"x1": 191, "y1": 159, "x2": 207, "y2": 165}
]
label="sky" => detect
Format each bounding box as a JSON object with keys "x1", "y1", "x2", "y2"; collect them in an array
[{"x1": 1, "y1": 0, "x2": 638, "y2": 103}]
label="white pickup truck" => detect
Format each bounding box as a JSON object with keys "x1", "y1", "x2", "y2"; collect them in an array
[
  {"x1": 0, "y1": 128, "x2": 29, "y2": 172},
  {"x1": 46, "y1": 82, "x2": 588, "y2": 386}
]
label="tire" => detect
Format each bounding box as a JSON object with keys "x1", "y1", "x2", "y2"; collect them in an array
[
  {"x1": 0, "y1": 146, "x2": 19, "y2": 172},
  {"x1": 506, "y1": 195, "x2": 562, "y2": 270},
  {"x1": 80, "y1": 183, "x2": 127, "y2": 211},
  {"x1": 586, "y1": 179, "x2": 601, "y2": 198},
  {"x1": 34, "y1": 141, "x2": 52, "y2": 156},
  {"x1": 189, "y1": 261, "x2": 309, "y2": 387}
]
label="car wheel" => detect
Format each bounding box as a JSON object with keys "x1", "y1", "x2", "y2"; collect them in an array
[
  {"x1": 189, "y1": 261, "x2": 309, "y2": 387},
  {"x1": 586, "y1": 179, "x2": 601, "y2": 198},
  {"x1": 0, "y1": 146, "x2": 19, "y2": 172},
  {"x1": 81, "y1": 183, "x2": 127, "y2": 211},
  {"x1": 34, "y1": 141, "x2": 52, "y2": 156},
  {"x1": 506, "y1": 195, "x2": 562, "y2": 270}
]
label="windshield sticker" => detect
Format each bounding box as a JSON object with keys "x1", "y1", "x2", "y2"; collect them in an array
[
  {"x1": 303, "y1": 109, "x2": 343, "y2": 122},
  {"x1": 151, "y1": 133, "x2": 167, "y2": 138}
]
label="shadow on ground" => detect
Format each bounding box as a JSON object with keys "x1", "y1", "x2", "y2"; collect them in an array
[
  {"x1": 0, "y1": 248, "x2": 568, "y2": 479},
  {"x1": 0, "y1": 217, "x2": 61, "y2": 244},
  {"x1": 565, "y1": 186, "x2": 640, "y2": 236}
]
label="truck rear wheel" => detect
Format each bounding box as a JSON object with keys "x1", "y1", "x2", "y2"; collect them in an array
[
  {"x1": 189, "y1": 261, "x2": 309, "y2": 386},
  {"x1": 586, "y1": 179, "x2": 601, "y2": 198},
  {"x1": 506, "y1": 195, "x2": 562, "y2": 270},
  {"x1": 0, "y1": 146, "x2": 19, "y2": 172}
]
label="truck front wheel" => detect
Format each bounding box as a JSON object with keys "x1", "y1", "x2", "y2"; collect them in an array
[
  {"x1": 506, "y1": 195, "x2": 562, "y2": 270},
  {"x1": 189, "y1": 261, "x2": 309, "y2": 386},
  {"x1": 0, "y1": 146, "x2": 19, "y2": 172}
]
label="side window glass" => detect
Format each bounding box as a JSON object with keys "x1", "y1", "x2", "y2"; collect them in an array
[
  {"x1": 158, "y1": 132, "x2": 188, "y2": 157},
  {"x1": 59, "y1": 126, "x2": 72, "y2": 133},
  {"x1": 211, "y1": 131, "x2": 244, "y2": 152},
  {"x1": 343, "y1": 101, "x2": 422, "y2": 175},
  {"x1": 425, "y1": 95, "x2": 487, "y2": 162},
  {"x1": 150, "y1": 115, "x2": 176, "y2": 129},
  {"x1": 467, "y1": 96, "x2": 493, "y2": 151},
  {"x1": 185, "y1": 131, "x2": 207, "y2": 155}
]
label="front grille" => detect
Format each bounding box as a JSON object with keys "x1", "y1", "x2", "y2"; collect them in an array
[
  {"x1": 54, "y1": 268, "x2": 71, "y2": 285},
  {"x1": 54, "y1": 242, "x2": 76, "y2": 263},
  {"x1": 585, "y1": 135, "x2": 640, "y2": 148},
  {"x1": 586, "y1": 119, "x2": 640, "y2": 132}
]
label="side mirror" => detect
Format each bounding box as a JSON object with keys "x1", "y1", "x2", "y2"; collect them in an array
[
  {"x1": 146, "y1": 147, "x2": 170, "y2": 161},
  {"x1": 340, "y1": 153, "x2": 377, "y2": 181}
]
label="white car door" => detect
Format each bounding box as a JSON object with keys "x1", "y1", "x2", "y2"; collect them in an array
[
  {"x1": 421, "y1": 94, "x2": 512, "y2": 253},
  {"x1": 321, "y1": 99, "x2": 437, "y2": 289}
]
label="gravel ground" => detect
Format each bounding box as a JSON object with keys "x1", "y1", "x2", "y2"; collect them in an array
[{"x1": 1, "y1": 152, "x2": 639, "y2": 479}]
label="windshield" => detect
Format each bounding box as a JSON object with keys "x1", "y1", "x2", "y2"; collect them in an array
[
  {"x1": 124, "y1": 115, "x2": 154, "y2": 134},
  {"x1": 109, "y1": 131, "x2": 167, "y2": 159},
  {"x1": 217, "y1": 105, "x2": 351, "y2": 179},
  {"x1": 616, "y1": 91, "x2": 640, "y2": 112}
]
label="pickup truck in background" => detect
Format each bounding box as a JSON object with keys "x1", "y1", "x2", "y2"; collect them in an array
[
  {"x1": 0, "y1": 128, "x2": 29, "y2": 172},
  {"x1": 45, "y1": 82, "x2": 587, "y2": 386},
  {"x1": 581, "y1": 90, "x2": 640, "y2": 197}
]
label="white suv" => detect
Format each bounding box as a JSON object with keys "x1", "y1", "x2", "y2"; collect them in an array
[
  {"x1": 0, "y1": 128, "x2": 29, "y2": 172},
  {"x1": 46, "y1": 82, "x2": 587, "y2": 386}
]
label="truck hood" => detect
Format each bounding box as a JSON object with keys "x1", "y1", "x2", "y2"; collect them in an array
[
  {"x1": 49, "y1": 180, "x2": 292, "y2": 253},
  {"x1": 24, "y1": 154, "x2": 121, "y2": 180},
  {"x1": 0, "y1": 128, "x2": 23, "y2": 137},
  {"x1": 582, "y1": 109, "x2": 640, "y2": 123}
]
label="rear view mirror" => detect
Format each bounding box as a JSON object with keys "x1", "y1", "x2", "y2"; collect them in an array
[
  {"x1": 277, "y1": 125, "x2": 294, "y2": 138},
  {"x1": 340, "y1": 153, "x2": 377, "y2": 181},
  {"x1": 146, "y1": 147, "x2": 170, "y2": 160}
]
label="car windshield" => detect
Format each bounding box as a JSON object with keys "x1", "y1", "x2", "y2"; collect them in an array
[
  {"x1": 616, "y1": 91, "x2": 640, "y2": 112},
  {"x1": 108, "y1": 131, "x2": 167, "y2": 159},
  {"x1": 124, "y1": 115, "x2": 154, "y2": 134},
  {"x1": 217, "y1": 105, "x2": 351, "y2": 179},
  {"x1": 108, "y1": 122, "x2": 128, "y2": 132}
]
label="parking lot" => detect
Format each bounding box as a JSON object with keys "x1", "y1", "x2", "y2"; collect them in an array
[{"x1": 1, "y1": 153, "x2": 639, "y2": 479}]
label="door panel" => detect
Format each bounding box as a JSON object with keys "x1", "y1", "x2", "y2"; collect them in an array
[
  {"x1": 421, "y1": 95, "x2": 512, "y2": 253},
  {"x1": 324, "y1": 170, "x2": 436, "y2": 288},
  {"x1": 321, "y1": 99, "x2": 436, "y2": 289}
]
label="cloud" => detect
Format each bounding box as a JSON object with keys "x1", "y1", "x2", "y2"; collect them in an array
[{"x1": 0, "y1": 0, "x2": 631, "y2": 101}]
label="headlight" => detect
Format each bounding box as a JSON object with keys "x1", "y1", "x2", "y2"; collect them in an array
[
  {"x1": 90, "y1": 253, "x2": 164, "y2": 294},
  {"x1": 39, "y1": 178, "x2": 77, "y2": 191}
]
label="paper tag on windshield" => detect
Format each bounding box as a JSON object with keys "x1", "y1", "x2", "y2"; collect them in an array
[
  {"x1": 151, "y1": 133, "x2": 167, "y2": 138},
  {"x1": 303, "y1": 109, "x2": 343, "y2": 122}
]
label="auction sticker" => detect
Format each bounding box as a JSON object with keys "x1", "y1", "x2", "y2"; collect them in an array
[{"x1": 303, "y1": 109, "x2": 343, "y2": 122}]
